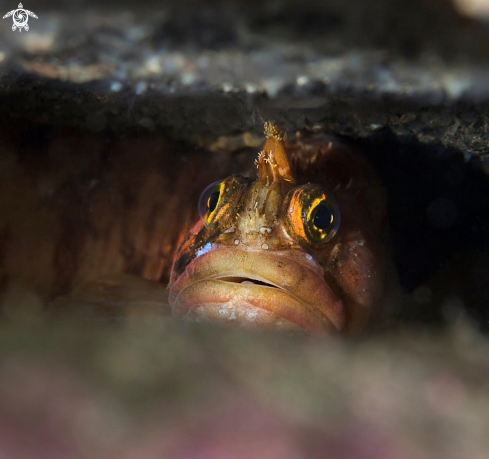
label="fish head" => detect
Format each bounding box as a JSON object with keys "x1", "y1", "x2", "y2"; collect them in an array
[{"x1": 169, "y1": 122, "x2": 387, "y2": 335}]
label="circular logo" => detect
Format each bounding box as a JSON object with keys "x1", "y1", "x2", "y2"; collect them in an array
[
  {"x1": 13, "y1": 9, "x2": 28, "y2": 29},
  {"x1": 3, "y1": 3, "x2": 37, "y2": 32}
]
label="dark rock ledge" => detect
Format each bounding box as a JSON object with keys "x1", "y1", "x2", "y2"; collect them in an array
[{"x1": 1, "y1": 0, "x2": 489, "y2": 157}]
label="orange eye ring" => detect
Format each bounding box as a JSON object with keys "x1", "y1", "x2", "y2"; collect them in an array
[{"x1": 285, "y1": 184, "x2": 340, "y2": 244}]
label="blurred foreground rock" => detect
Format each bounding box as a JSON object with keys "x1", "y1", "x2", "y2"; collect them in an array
[{"x1": 0, "y1": 322, "x2": 488, "y2": 459}]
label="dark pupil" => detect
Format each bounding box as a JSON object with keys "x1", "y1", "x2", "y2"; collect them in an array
[
  {"x1": 207, "y1": 191, "x2": 220, "y2": 213},
  {"x1": 313, "y1": 204, "x2": 332, "y2": 230}
]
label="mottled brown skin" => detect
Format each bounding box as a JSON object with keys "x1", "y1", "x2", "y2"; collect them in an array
[{"x1": 169, "y1": 123, "x2": 388, "y2": 334}]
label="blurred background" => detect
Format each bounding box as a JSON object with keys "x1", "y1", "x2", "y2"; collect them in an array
[{"x1": 1, "y1": 0, "x2": 489, "y2": 457}]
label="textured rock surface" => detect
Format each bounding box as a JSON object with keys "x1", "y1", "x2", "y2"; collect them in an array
[{"x1": 1, "y1": 0, "x2": 489, "y2": 155}]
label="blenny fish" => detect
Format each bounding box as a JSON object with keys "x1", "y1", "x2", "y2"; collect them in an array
[
  {"x1": 168, "y1": 122, "x2": 388, "y2": 334},
  {"x1": 0, "y1": 122, "x2": 388, "y2": 334}
]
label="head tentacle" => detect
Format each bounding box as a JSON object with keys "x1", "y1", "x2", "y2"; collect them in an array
[{"x1": 255, "y1": 122, "x2": 296, "y2": 189}]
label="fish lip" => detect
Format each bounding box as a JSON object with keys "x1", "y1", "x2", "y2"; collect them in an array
[{"x1": 170, "y1": 247, "x2": 345, "y2": 333}]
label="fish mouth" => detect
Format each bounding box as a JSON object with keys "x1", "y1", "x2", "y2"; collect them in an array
[
  {"x1": 217, "y1": 277, "x2": 278, "y2": 288},
  {"x1": 169, "y1": 247, "x2": 345, "y2": 335}
]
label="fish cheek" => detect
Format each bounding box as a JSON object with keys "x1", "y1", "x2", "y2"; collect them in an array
[
  {"x1": 170, "y1": 220, "x2": 210, "y2": 283},
  {"x1": 171, "y1": 251, "x2": 192, "y2": 283},
  {"x1": 327, "y1": 234, "x2": 384, "y2": 332}
]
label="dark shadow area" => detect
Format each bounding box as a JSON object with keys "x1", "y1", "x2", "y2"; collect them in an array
[{"x1": 355, "y1": 131, "x2": 489, "y2": 330}]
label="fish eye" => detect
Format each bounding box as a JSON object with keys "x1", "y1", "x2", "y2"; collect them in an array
[
  {"x1": 312, "y1": 203, "x2": 333, "y2": 230},
  {"x1": 305, "y1": 196, "x2": 340, "y2": 243},
  {"x1": 285, "y1": 184, "x2": 340, "y2": 244},
  {"x1": 197, "y1": 175, "x2": 249, "y2": 228},
  {"x1": 198, "y1": 180, "x2": 225, "y2": 226},
  {"x1": 207, "y1": 190, "x2": 220, "y2": 213}
]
